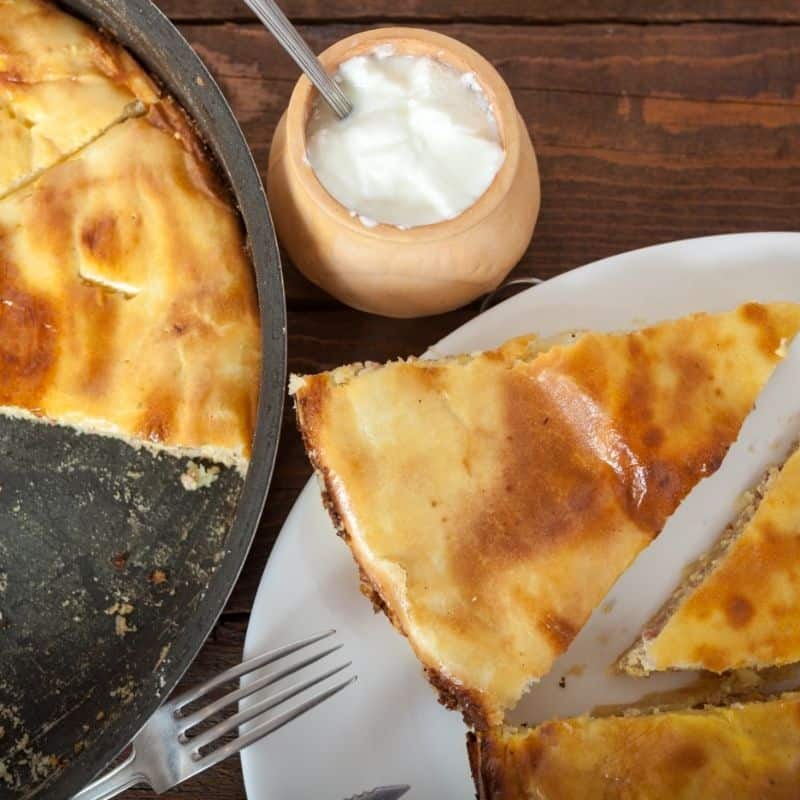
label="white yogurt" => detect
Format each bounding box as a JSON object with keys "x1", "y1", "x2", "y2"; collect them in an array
[{"x1": 306, "y1": 48, "x2": 506, "y2": 229}]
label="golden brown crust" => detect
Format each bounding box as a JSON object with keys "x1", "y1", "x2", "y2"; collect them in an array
[
  {"x1": 144, "y1": 99, "x2": 223, "y2": 194},
  {"x1": 424, "y1": 667, "x2": 493, "y2": 730},
  {"x1": 292, "y1": 305, "x2": 800, "y2": 727},
  {"x1": 0, "y1": 0, "x2": 160, "y2": 198},
  {"x1": 469, "y1": 729, "x2": 512, "y2": 800},
  {"x1": 471, "y1": 693, "x2": 800, "y2": 799},
  {"x1": 626, "y1": 443, "x2": 800, "y2": 674},
  {"x1": 466, "y1": 732, "x2": 483, "y2": 800},
  {"x1": 297, "y1": 385, "x2": 490, "y2": 724},
  {"x1": 295, "y1": 370, "x2": 498, "y2": 727}
]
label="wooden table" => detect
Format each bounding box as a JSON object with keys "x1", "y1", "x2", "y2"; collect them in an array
[{"x1": 125, "y1": 2, "x2": 800, "y2": 796}]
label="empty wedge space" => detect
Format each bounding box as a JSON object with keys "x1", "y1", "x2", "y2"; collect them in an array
[{"x1": 620, "y1": 441, "x2": 800, "y2": 677}]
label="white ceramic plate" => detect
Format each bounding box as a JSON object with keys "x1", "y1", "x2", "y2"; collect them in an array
[{"x1": 241, "y1": 233, "x2": 800, "y2": 800}]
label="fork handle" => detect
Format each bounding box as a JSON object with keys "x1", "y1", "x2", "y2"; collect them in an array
[{"x1": 71, "y1": 749, "x2": 148, "y2": 800}]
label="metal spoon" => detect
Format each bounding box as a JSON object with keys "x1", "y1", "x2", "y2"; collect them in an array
[{"x1": 242, "y1": 0, "x2": 352, "y2": 119}]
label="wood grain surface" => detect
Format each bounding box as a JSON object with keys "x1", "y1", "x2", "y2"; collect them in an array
[
  {"x1": 159, "y1": 1, "x2": 800, "y2": 23},
  {"x1": 121, "y1": 3, "x2": 800, "y2": 798}
]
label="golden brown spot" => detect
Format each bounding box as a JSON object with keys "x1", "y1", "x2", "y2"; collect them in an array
[
  {"x1": 667, "y1": 348, "x2": 714, "y2": 430},
  {"x1": 671, "y1": 350, "x2": 712, "y2": 388},
  {"x1": 620, "y1": 347, "x2": 731, "y2": 531},
  {"x1": 148, "y1": 569, "x2": 168, "y2": 585},
  {"x1": 740, "y1": 302, "x2": 781, "y2": 358},
  {"x1": 465, "y1": 369, "x2": 615, "y2": 570},
  {"x1": 414, "y1": 364, "x2": 445, "y2": 388},
  {"x1": 0, "y1": 260, "x2": 58, "y2": 407},
  {"x1": 137, "y1": 388, "x2": 177, "y2": 444},
  {"x1": 740, "y1": 302, "x2": 768, "y2": 325},
  {"x1": 68, "y1": 282, "x2": 119, "y2": 394},
  {"x1": 295, "y1": 377, "x2": 331, "y2": 442},
  {"x1": 683, "y1": 522, "x2": 800, "y2": 664},
  {"x1": 690, "y1": 644, "x2": 728, "y2": 672},
  {"x1": 537, "y1": 612, "x2": 578, "y2": 652},
  {"x1": 81, "y1": 215, "x2": 120, "y2": 263},
  {"x1": 725, "y1": 594, "x2": 754, "y2": 628},
  {"x1": 141, "y1": 413, "x2": 168, "y2": 443},
  {"x1": 667, "y1": 743, "x2": 708, "y2": 772},
  {"x1": 635, "y1": 460, "x2": 686, "y2": 533},
  {"x1": 520, "y1": 736, "x2": 543, "y2": 774},
  {"x1": 34, "y1": 180, "x2": 72, "y2": 242},
  {"x1": 643, "y1": 426, "x2": 664, "y2": 448},
  {"x1": 537, "y1": 721, "x2": 561, "y2": 741},
  {"x1": 111, "y1": 552, "x2": 129, "y2": 570},
  {"x1": 562, "y1": 336, "x2": 611, "y2": 402},
  {"x1": 621, "y1": 337, "x2": 656, "y2": 430},
  {"x1": 144, "y1": 100, "x2": 215, "y2": 181}
]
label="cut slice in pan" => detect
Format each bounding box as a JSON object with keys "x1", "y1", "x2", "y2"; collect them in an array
[
  {"x1": 0, "y1": 0, "x2": 159, "y2": 199},
  {"x1": 468, "y1": 692, "x2": 800, "y2": 800},
  {"x1": 620, "y1": 442, "x2": 800, "y2": 676},
  {"x1": 292, "y1": 303, "x2": 800, "y2": 728}
]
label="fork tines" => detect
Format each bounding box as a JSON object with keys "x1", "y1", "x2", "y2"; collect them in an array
[{"x1": 173, "y1": 629, "x2": 356, "y2": 768}]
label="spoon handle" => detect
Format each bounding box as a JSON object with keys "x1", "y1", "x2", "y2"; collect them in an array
[{"x1": 242, "y1": 0, "x2": 352, "y2": 119}]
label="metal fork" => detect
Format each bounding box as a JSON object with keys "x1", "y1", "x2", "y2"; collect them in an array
[{"x1": 72, "y1": 630, "x2": 355, "y2": 799}]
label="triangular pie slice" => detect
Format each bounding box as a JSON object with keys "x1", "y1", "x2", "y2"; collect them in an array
[
  {"x1": 292, "y1": 303, "x2": 800, "y2": 727},
  {"x1": 468, "y1": 692, "x2": 800, "y2": 799},
  {"x1": 0, "y1": 0, "x2": 159, "y2": 199},
  {"x1": 0, "y1": 102, "x2": 260, "y2": 471},
  {"x1": 620, "y1": 442, "x2": 800, "y2": 676}
]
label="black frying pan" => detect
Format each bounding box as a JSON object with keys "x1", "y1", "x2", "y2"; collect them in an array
[{"x1": 0, "y1": 2, "x2": 286, "y2": 797}]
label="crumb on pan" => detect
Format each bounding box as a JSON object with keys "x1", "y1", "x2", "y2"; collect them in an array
[{"x1": 180, "y1": 460, "x2": 220, "y2": 491}]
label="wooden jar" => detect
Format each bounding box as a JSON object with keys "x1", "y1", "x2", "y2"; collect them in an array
[{"x1": 267, "y1": 27, "x2": 541, "y2": 318}]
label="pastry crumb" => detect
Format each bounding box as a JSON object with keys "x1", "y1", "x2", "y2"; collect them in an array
[
  {"x1": 155, "y1": 643, "x2": 171, "y2": 670},
  {"x1": 106, "y1": 598, "x2": 135, "y2": 636},
  {"x1": 114, "y1": 615, "x2": 135, "y2": 637},
  {"x1": 180, "y1": 460, "x2": 220, "y2": 491},
  {"x1": 110, "y1": 679, "x2": 136, "y2": 704},
  {"x1": 111, "y1": 552, "x2": 129, "y2": 570},
  {"x1": 148, "y1": 568, "x2": 168, "y2": 585}
]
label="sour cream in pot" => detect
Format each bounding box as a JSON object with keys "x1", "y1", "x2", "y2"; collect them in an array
[{"x1": 306, "y1": 47, "x2": 506, "y2": 229}]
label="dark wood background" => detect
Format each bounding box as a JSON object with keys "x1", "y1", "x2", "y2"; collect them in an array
[{"x1": 125, "y1": 2, "x2": 800, "y2": 796}]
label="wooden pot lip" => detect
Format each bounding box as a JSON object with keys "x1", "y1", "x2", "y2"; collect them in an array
[{"x1": 284, "y1": 27, "x2": 522, "y2": 243}]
